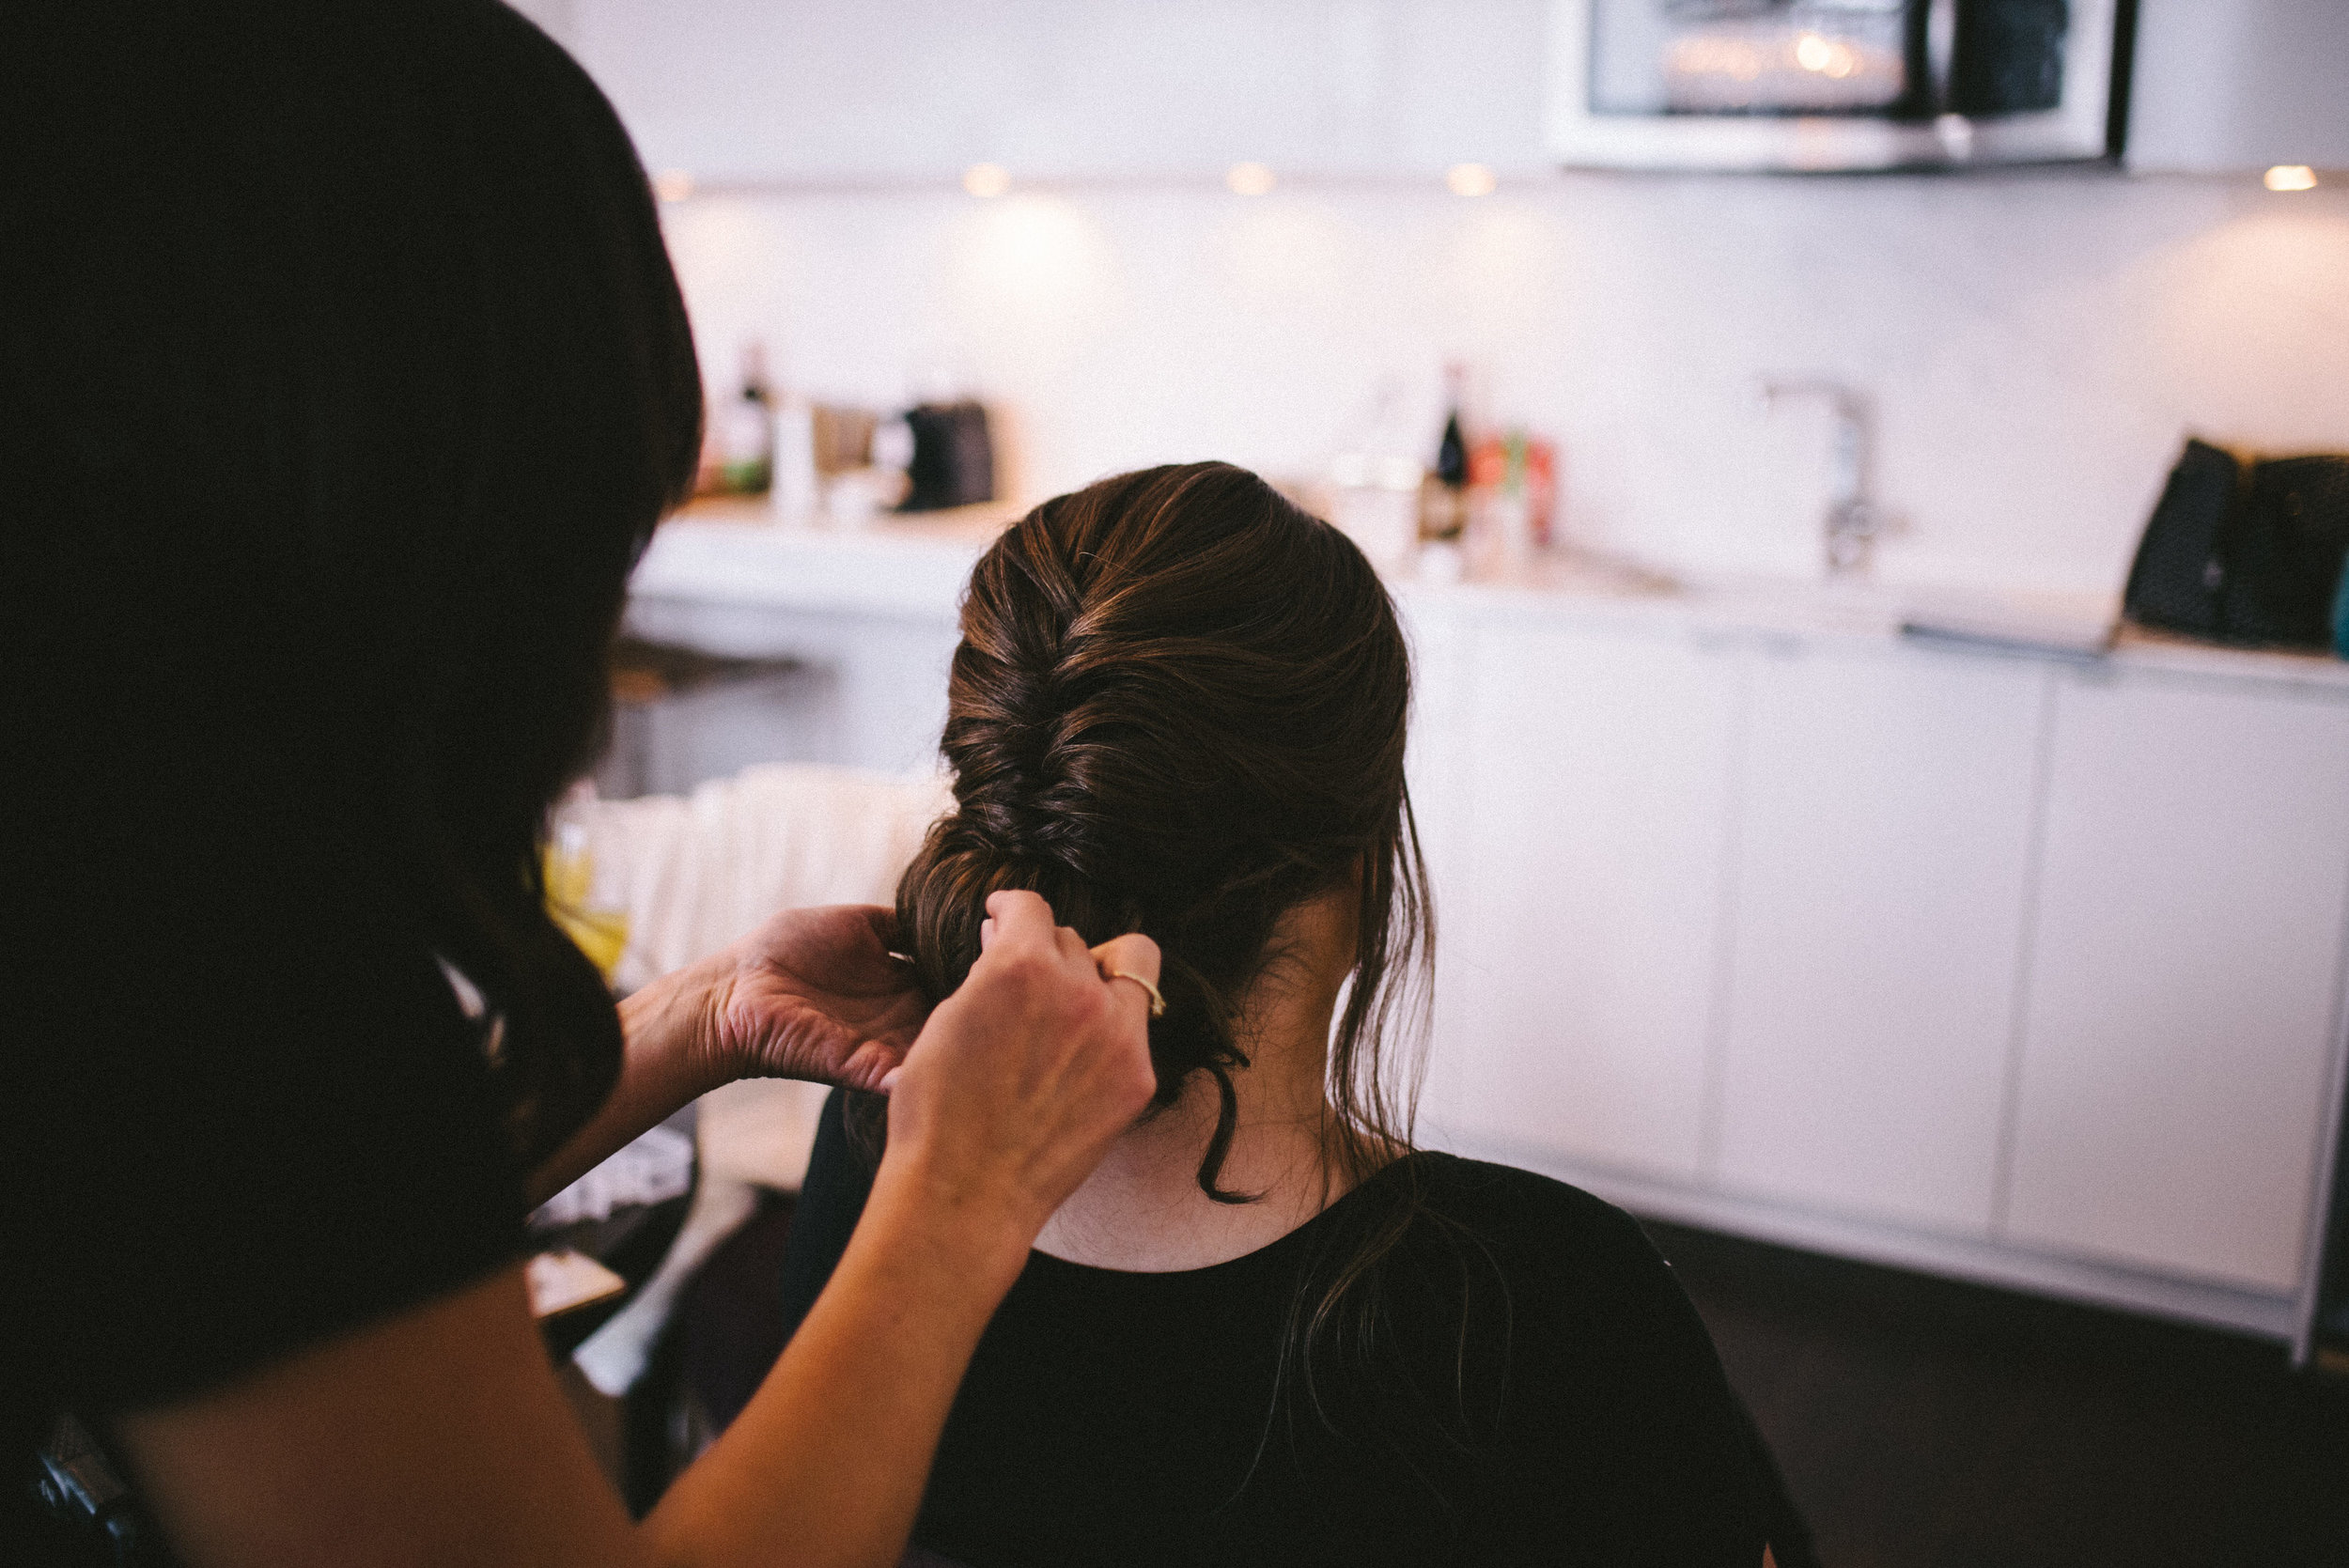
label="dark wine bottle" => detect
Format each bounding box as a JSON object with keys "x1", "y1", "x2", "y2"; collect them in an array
[
  {"x1": 1438, "y1": 363, "x2": 1470, "y2": 489},
  {"x1": 1436, "y1": 407, "x2": 1468, "y2": 491},
  {"x1": 1422, "y1": 362, "x2": 1471, "y2": 545}
]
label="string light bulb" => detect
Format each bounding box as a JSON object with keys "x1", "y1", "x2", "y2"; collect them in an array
[
  {"x1": 963, "y1": 163, "x2": 1012, "y2": 198},
  {"x1": 2264, "y1": 164, "x2": 2318, "y2": 192}
]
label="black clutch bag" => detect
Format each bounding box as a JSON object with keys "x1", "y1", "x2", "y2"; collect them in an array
[{"x1": 2123, "y1": 438, "x2": 2349, "y2": 649}]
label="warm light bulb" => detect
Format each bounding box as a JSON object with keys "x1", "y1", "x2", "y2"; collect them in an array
[
  {"x1": 1446, "y1": 163, "x2": 1497, "y2": 197},
  {"x1": 963, "y1": 163, "x2": 1012, "y2": 198},
  {"x1": 652, "y1": 169, "x2": 694, "y2": 203},
  {"x1": 1795, "y1": 32, "x2": 1833, "y2": 72},
  {"x1": 1226, "y1": 162, "x2": 1276, "y2": 196},
  {"x1": 2264, "y1": 164, "x2": 2319, "y2": 192}
]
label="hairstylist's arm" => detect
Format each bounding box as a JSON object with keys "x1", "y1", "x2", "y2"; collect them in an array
[
  {"x1": 638, "y1": 891, "x2": 1158, "y2": 1566},
  {"x1": 114, "y1": 890, "x2": 1157, "y2": 1568}
]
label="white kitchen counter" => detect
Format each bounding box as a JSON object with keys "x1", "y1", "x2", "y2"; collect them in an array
[
  {"x1": 631, "y1": 500, "x2": 2349, "y2": 694},
  {"x1": 628, "y1": 499, "x2": 1018, "y2": 621},
  {"x1": 624, "y1": 496, "x2": 2349, "y2": 1355}
]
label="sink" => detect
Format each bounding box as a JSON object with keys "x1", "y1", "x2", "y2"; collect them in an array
[
  {"x1": 1680, "y1": 572, "x2": 2119, "y2": 653},
  {"x1": 1401, "y1": 544, "x2": 2119, "y2": 656}
]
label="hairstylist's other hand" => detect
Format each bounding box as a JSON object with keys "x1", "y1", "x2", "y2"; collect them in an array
[
  {"x1": 879, "y1": 890, "x2": 1159, "y2": 1235},
  {"x1": 544, "y1": 905, "x2": 926, "y2": 1207},
  {"x1": 704, "y1": 904, "x2": 931, "y2": 1091}
]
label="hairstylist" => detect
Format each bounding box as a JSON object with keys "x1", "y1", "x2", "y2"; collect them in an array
[{"x1": 0, "y1": 4, "x2": 1157, "y2": 1566}]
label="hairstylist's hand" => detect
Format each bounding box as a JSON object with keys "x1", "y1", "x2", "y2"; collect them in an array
[
  {"x1": 540, "y1": 905, "x2": 930, "y2": 1206},
  {"x1": 879, "y1": 889, "x2": 1159, "y2": 1235},
  {"x1": 702, "y1": 904, "x2": 930, "y2": 1091}
]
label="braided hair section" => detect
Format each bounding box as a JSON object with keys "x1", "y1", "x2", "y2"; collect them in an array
[{"x1": 894, "y1": 462, "x2": 1428, "y2": 1202}]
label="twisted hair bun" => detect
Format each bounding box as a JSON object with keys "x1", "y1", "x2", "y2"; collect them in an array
[{"x1": 894, "y1": 462, "x2": 1428, "y2": 1200}]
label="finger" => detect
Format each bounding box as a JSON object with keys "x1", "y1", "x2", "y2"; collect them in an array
[
  {"x1": 977, "y1": 916, "x2": 996, "y2": 953},
  {"x1": 877, "y1": 1064, "x2": 903, "y2": 1094},
  {"x1": 1091, "y1": 931, "x2": 1161, "y2": 989},
  {"x1": 1092, "y1": 933, "x2": 1164, "y2": 1027},
  {"x1": 984, "y1": 888, "x2": 1057, "y2": 953},
  {"x1": 1052, "y1": 923, "x2": 1091, "y2": 965}
]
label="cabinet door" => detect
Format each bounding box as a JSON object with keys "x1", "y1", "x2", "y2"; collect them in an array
[
  {"x1": 2003, "y1": 674, "x2": 2349, "y2": 1293},
  {"x1": 550, "y1": 0, "x2": 1548, "y2": 183},
  {"x1": 1714, "y1": 644, "x2": 2047, "y2": 1235},
  {"x1": 1425, "y1": 622, "x2": 1740, "y2": 1182},
  {"x1": 1402, "y1": 598, "x2": 1476, "y2": 1117},
  {"x1": 2126, "y1": 0, "x2": 2349, "y2": 173},
  {"x1": 621, "y1": 600, "x2": 962, "y2": 779}
]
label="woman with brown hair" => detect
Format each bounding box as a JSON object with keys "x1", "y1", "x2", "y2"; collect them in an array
[{"x1": 780, "y1": 463, "x2": 1782, "y2": 1566}]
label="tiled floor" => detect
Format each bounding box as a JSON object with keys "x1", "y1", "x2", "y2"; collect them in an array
[{"x1": 1646, "y1": 1221, "x2": 2349, "y2": 1568}]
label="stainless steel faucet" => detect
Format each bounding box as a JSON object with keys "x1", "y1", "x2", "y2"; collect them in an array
[{"x1": 1761, "y1": 378, "x2": 1877, "y2": 577}]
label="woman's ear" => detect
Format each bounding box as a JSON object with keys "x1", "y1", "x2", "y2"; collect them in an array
[{"x1": 1281, "y1": 882, "x2": 1361, "y2": 996}]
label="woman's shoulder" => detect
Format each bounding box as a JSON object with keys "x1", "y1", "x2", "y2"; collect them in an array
[
  {"x1": 1389, "y1": 1150, "x2": 1657, "y2": 1256},
  {"x1": 1376, "y1": 1154, "x2": 1759, "y2": 1503},
  {"x1": 1365, "y1": 1150, "x2": 1703, "y2": 1340}
]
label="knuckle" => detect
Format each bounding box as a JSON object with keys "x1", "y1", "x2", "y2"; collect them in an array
[{"x1": 989, "y1": 947, "x2": 1052, "y2": 987}]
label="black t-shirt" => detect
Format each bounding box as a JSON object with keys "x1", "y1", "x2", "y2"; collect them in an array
[
  {"x1": 781, "y1": 1092, "x2": 1769, "y2": 1568},
  {"x1": 3, "y1": 800, "x2": 527, "y2": 1560}
]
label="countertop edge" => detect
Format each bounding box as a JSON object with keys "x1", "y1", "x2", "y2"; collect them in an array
[{"x1": 628, "y1": 514, "x2": 2349, "y2": 695}]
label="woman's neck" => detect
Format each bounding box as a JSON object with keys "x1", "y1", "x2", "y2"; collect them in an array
[{"x1": 1034, "y1": 893, "x2": 1357, "y2": 1273}]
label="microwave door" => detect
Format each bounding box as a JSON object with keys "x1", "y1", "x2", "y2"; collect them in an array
[
  {"x1": 1952, "y1": 0, "x2": 2123, "y2": 164},
  {"x1": 1547, "y1": 0, "x2": 2124, "y2": 171},
  {"x1": 1589, "y1": 0, "x2": 1920, "y2": 118}
]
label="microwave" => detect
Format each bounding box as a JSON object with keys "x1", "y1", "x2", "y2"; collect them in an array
[{"x1": 1544, "y1": 0, "x2": 2137, "y2": 171}]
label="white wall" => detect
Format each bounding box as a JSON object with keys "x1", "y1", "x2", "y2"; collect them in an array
[
  {"x1": 661, "y1": 175, "x2": 2349, "y2": 597},
  {"x1": 536, "y1": 1, "x2": 2349, "y2": 598}
]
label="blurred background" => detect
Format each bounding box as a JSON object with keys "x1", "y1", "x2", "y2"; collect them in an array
[
  {"x1": 525, "y1": 0, "x2": 2345, "y2": 593},
  {"x1": 510, "y1": 7, "x2": 2349, "y2": 1563}
]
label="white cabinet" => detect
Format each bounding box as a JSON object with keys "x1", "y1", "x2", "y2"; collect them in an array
[
  {"x1": 1427, "y1": 619, "x2": 1739, "y2": 1182},
  {"x1": 539, "y1": 0, "x2": 1551, "y2": 184},
  {"x1": 1714, "y1": 643, "x2": 2047, "y2": 1237},
  {"x1": 2002, "y1": 670, "x2": 2349, "y2": 1294},
  {"x1": 1422, "y1": 612, "x2": 2349, "y2": 1340},
  {"x1": 623, "y1": 520, "x2": 2349, "y2": 1341},
  {"x1": 520, "y1": 0, "x2": 2349, "y2": 182},
  {"x1": 1400, "y1": 599, "x2": 1476, "y2": 1122},
  {"x1": 2126, "y1": 0, "x2": 2349, "y2": 174},
  {"x1": 621, "y1": 596, "x2": 961, "y2": 784}
]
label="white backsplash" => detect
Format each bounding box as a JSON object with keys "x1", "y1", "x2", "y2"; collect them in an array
[{"x1": 661, "y1": 174, "x2": 2349, "y2": 600}]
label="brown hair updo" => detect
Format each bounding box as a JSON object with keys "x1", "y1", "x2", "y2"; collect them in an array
[{"x1": 894, "y1": 461, "x2": 1432, "y2": 1201}]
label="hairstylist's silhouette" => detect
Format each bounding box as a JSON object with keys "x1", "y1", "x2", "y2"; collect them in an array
[{"x1": 3, "y1": 6, "x2": 1152, "y2": 1564}]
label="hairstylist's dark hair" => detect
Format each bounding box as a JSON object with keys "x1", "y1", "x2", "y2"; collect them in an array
[
  {"x1": 894, "y1": 463, "x2": 1433, "y2": 1203},
  {"x1": 0, "y1": 0, "x2": 700, "y2": 1166}
]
